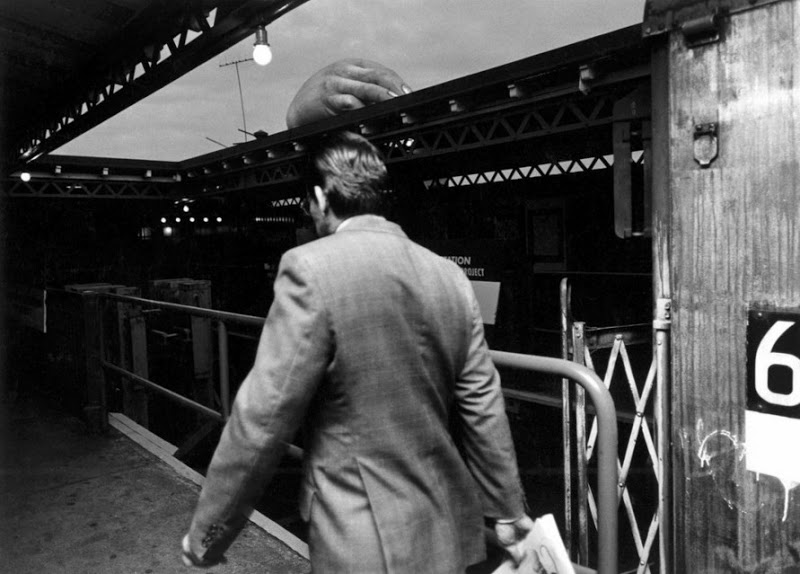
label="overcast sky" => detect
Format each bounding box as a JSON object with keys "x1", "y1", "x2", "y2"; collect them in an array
[{"x1": 56, "y1": 0, "x2": 644, "y2": 161}]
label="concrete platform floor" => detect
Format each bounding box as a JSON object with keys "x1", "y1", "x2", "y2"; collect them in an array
[{"x1": 0, "y1": 394, "x2": 310, "y2": 574}]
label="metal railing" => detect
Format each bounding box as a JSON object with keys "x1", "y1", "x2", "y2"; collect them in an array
[
  {"x1": 97, "y1": 290, "x2": 264, "y2": 422},
  {"x1": 492, "y1": 351, "x2": 619, "y2": 574},
  {"x1": 80, "y1": 291, "x2": 618, "y2": 574},
  {"x1": 559, "y1": 277, "x2": 670, "y2": 574}
]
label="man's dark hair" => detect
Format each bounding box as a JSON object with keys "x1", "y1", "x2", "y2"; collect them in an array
[{"x1": 306, "y1": 131, "x2": 387, "y2": 218}]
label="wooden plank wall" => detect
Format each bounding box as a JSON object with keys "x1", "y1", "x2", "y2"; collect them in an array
[{"x1": 666, "y1": 2, "x2": 800, "y2": 571}]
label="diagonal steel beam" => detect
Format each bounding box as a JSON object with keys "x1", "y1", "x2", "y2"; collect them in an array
[{"x1": 16, "y1": 0, "x2": 311, "y2": 164}]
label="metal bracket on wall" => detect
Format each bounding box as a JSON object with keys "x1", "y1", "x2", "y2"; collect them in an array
[
  {"x1": 693, "y1": 122, "x2": 719, "y2": 168},
  {"x1": 681, "y1": 12, "x2": 722, "y2": 47},
  {"x1": 654, "y1": 298, "x2": 672, "y2": 331}
]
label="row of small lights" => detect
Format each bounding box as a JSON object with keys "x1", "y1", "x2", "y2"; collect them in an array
[
  {"x1": 161, "y1": 201, "x2": 222, "y2": 225},
  {"x1": 161, "y1": 216, "x2": 223, "y2": 224}
]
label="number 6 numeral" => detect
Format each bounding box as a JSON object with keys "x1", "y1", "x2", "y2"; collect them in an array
[{"x1": 755, "y1": 320, "x2": 800, "y2": 407}]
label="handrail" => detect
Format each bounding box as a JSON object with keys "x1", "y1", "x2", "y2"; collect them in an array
[
  {"x1": 103, "y1": 361, "x2": 225, "y2": 422},
  {"x1": 491, "y1": 351, "x2": 618, "y2": 574},
  {"x1": 94, "y1": 292, "x2": 617, "y2": 574},
  {"x1": 96, "y1": 291, "x2": 266, "y2": 423},
  {"x1": 98, "y1": 291, "x2": 265, "y2": 327}
]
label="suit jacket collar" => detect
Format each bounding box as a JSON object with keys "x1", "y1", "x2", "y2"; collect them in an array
[{"x1": 335, "y1": 214, "x2": 407, "y2": 239}]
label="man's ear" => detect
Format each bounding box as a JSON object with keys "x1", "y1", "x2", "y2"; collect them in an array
[{"x1": 313, "y1": 185, "x2": 328, "y2": 213}]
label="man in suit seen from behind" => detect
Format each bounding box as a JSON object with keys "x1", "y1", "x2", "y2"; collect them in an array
[{"x1": 182, "y1": 131, "x2": 534, "y2": 573}]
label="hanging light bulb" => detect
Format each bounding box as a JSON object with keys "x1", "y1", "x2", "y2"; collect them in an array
[{"x1": 253, "y1": 25, "x2": 272, "y2": 66}]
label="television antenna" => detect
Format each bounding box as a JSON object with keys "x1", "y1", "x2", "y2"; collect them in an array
[
  {"x1": 205, "y1": 136, "x2": 227, "y2": 148},
  {"x1": 219, "y1": 57, "x2": 255, "y2": 142}
]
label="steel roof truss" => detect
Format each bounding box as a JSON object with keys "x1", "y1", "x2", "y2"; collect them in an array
[
  {"x1": 17, "y1": 0, "x2": 311, "y2": 163},
  {"x1": 6, "y1": 178, "x2": 172, "y2": 199}
]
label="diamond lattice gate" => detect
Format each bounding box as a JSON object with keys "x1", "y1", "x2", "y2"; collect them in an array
[{"x1": 561, "y1": 278, "x2": 671, "y2": 573}]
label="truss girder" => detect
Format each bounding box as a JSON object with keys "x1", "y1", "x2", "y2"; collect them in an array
[
  {"x1": 422, "y1": 148, "x2": 645, "y2": 190},
  {"x1": 187, "y1": 88, "x2": 634, "y2": 197},
  {"x1": 4, "y1": 178, "x2": 174, "y2": 199},
  {"x1": 8, "y1": 84, "x2": 647, "y2": 201},
  {"x1": 423, "y1": 154, "x2": 617, "y2": 190},
  {"x1": 15, "y1": 0, "x2": 310, "y2": 163},
  {"x1": 8, "y1": 26, "x2": 650, "y2": 201},
  {"x1": 375, "y1": 94, "x2": 615, "y2": 164},
  {"x1": 270, "y1": 196, "x2": 303, "y2": 208},
  {"x1": 189, "y1": 159, "x2": 304, "y2": 197}
]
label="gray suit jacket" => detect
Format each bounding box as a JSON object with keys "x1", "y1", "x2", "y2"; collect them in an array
[{"x1": 188, "y1": 215, "x2": 526, "y2": 573}]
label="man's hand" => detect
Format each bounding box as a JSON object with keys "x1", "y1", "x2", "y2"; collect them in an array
[
  {"x1": 494, "y1": 515, "x2": 537, "y2": 566},
  {"x1": 286, "y1": 59, "x2": 412, "y2": 129},
  {"x1": 181, "y1": 534, "x2": 224, "y2": 568}
]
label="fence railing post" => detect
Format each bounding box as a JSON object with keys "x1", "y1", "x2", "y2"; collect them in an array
[
  {"x1": 82, "y1": 290, "x2": 108, "y2": 433},
  {"x1": 655, "y1": 298, "x2": 672, "y2": 574},
  {"x1": 179, "y1": 281, "x2": 215, "y2": 412},
  {"x1": 491, "y1": 351, "x2": 618, "y2": 574},
  {"x1": 560, "y1": 278, "x2": 574, "y2": 556},
  {"x1": 129, "y1": 304, "x2": 150, "y2": 426},
  {"x1": 115, "y1": 287, "x2": 150, "y2": 426},
  {"x1": 217, "y1": 320, "x2": 231, "y2": 419},
  {"x1": 572, "y1": 321, "x2": 590, "y2": 566}
]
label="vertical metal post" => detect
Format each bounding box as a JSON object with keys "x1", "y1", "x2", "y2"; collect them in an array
[
  {"x1": 651, "y1": 31, "x2": 674, "y2": 573},
  {"x1": 116, "y1": 297, "x2": 131, "y2": 380},
  {"x1": 116, "y1": 288, "x2": 149, "y2": 426},
  {"x1": 642, "y1": 119, "x2": 653, "y2": 236},
  {"x1": 613, "y1": 118, "x2": 633, "y2": 239},
  {"x1": 572, "y1": 321, "x2": 589, "y2": 565},
  {"x1": 179, "y1": 281, "x2": 215, "y2": 410},
  {"x1": 129, "y1": 310, "x2": 150, "y2": 426},
  {"x1": 655, "y1": 298, "x2": 672, "y2": 574},
  {"x1": 82, "y1": 291, "x2": 108, "y2": 433},
  {"x1": 217, "y1": 320, "x2": 231, "y2": 419},
  {"x1": 560, "y1": 278, "x2": 573, "y2": 556},
  {"x1": 491, "y1": 351, "x2": 618, "y2": 574}
]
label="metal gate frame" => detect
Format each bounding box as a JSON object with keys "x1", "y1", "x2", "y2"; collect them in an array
[{"x1": 561, "y1": 278, "x2": 672, "y2": 574}]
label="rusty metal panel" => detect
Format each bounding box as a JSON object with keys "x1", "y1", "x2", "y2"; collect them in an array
[{"x1": 665, "y1": 1, "x2": 800, "y2": 571}]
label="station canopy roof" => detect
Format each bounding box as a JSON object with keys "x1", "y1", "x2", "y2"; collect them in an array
[
  {"x1": 0, "y1": 0, "x2": 307, "y2": 173},
  {"x1": 1, "y1": 2, "x2": 651, "y2": 202}
]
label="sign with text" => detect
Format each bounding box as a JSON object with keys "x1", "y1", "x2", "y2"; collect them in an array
[
  {"x1": 439, "y1": 255, "x2": 500, "y2": 324},
  {"x1": 424, "y1": 239, "x2": 516, "y2": 282},
  {"x1": 746, "y1": 308, "x2": 800, "y2": 483},
  {"x1": 470, "y1": 281, "x2": 501, "y2": 326},
  {"x1": 424, "y1": 240, "x2": 514, "y2": 326}
]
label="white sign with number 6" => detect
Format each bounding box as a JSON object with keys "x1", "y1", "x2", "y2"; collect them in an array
[{"x1": 755, "y1": 320, "x2": 800, "y2": 407}]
